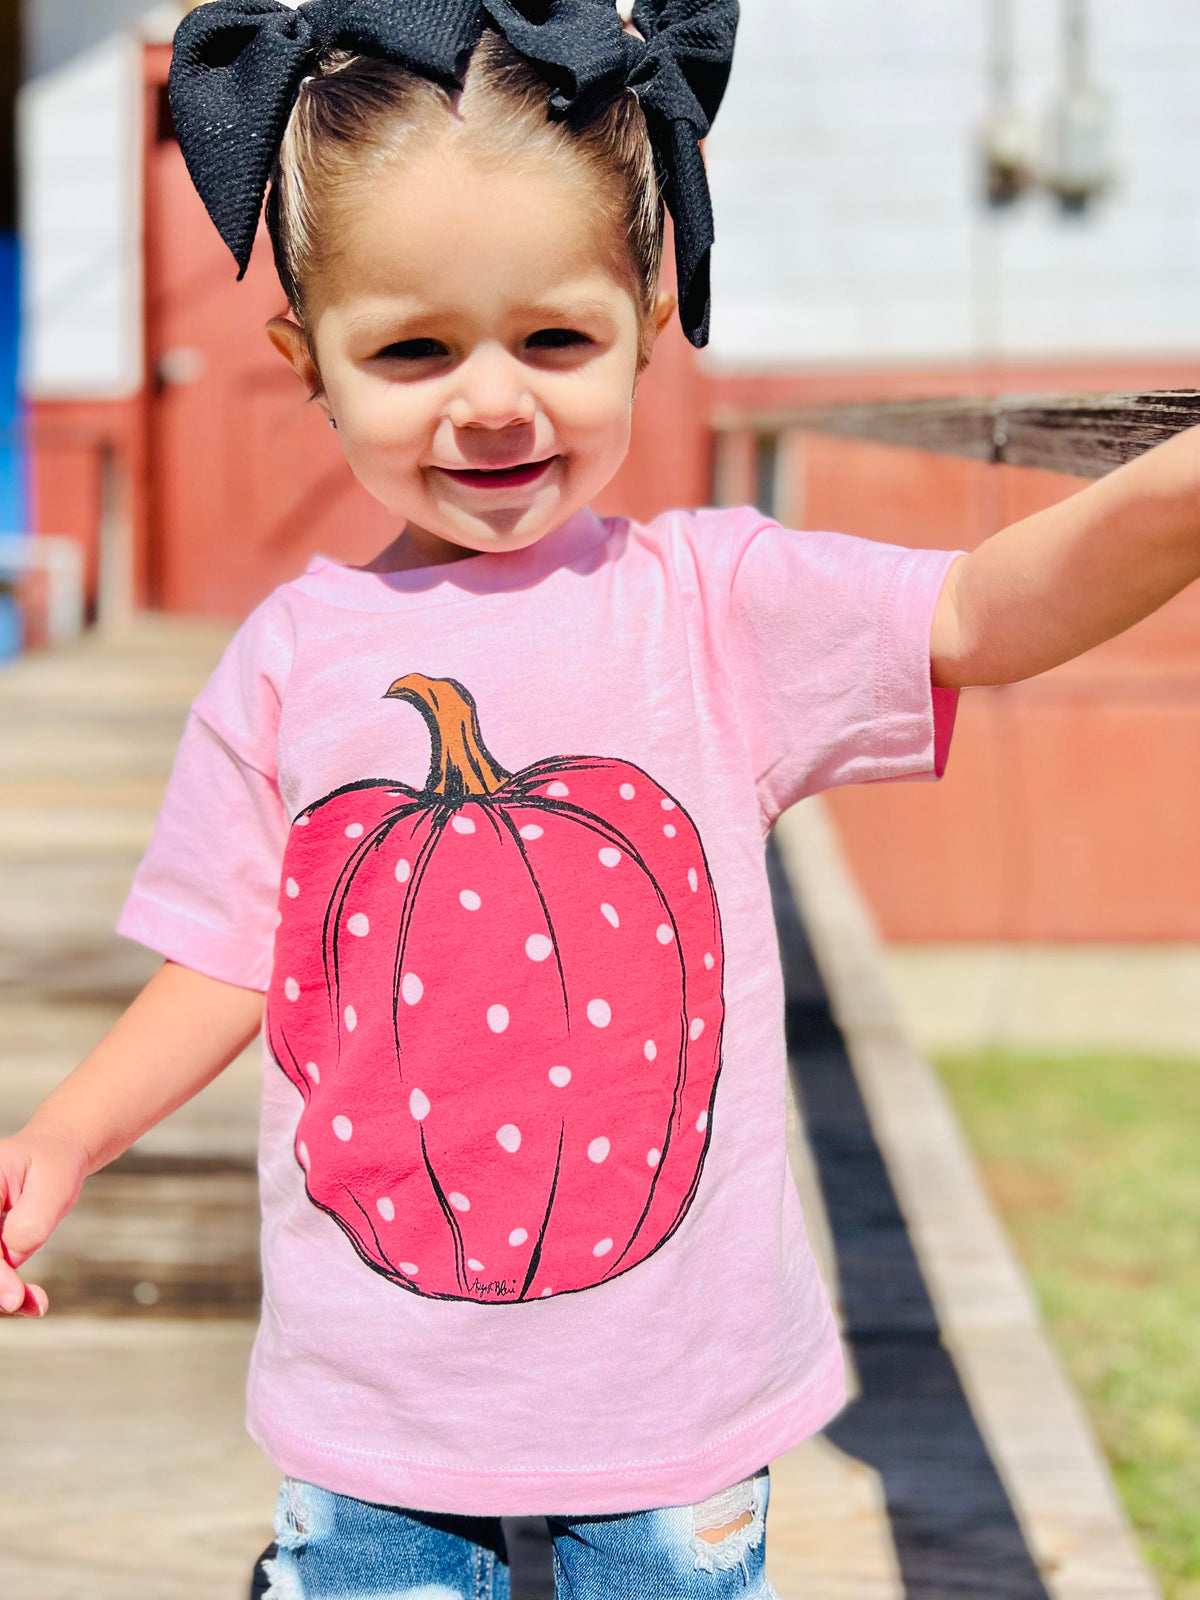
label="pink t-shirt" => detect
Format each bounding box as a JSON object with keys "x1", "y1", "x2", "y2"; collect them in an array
[{"x1": 118, "y1": 506, "x2": 959, "y2": 1517}]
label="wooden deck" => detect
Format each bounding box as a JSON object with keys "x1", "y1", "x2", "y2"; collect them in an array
[{"x1": 0, "y1": 622, "x2": 1157, "y2": 1600}]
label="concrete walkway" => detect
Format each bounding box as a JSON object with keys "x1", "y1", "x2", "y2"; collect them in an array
[{"x1": 0, "y1": 621, "x2": 1159, "y2": 1600}]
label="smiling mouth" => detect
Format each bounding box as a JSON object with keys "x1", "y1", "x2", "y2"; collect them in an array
[{"x1": 438, "y1": 457, "x2": 559, "y2": 491}]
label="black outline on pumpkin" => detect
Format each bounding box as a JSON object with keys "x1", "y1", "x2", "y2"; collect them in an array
[{"x1": 266, "y1": 738, "x2": 726, "y2": 1305}]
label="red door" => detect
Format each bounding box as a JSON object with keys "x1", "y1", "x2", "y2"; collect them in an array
[{"x1": 143, "y1": 45, "x2": 396, "y2": 617}]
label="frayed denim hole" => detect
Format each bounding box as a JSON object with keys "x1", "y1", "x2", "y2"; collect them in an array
[
  {"x1": 273, "y1": 1478, "x2": 333, "y2": 1552},
  {"x1": 690, "y1": 1472, "x2": 767, "y2": 1575},
  {"x1": 261, "y1": 1550, "x2": 305, "y2": 1600}
]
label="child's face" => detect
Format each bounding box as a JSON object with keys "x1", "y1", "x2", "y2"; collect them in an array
[{"x1": 269, "y1": 142, "x2": 668, "y2": 564}]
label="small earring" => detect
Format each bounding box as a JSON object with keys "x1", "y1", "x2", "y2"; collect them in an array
[{"x1": 328, "y1": 416, "x2": 338, "y2": 431}]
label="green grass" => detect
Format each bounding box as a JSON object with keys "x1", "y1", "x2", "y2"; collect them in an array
[{"x1": 934, "y1": 1049, "x2": 1200, "y2": 1600}]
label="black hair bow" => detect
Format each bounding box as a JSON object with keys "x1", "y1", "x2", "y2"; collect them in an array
[{"x1": 168, "y1": 0, "x2": 738, "y2": 346}]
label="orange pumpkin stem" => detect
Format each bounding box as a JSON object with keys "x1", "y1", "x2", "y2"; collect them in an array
[{"x1": 384, "y1": 673, "x2": 511, "y2": 803}]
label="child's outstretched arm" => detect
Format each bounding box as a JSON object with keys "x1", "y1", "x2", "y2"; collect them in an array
[
  {"x1": 931, "y1": 424, "x2": 1200, "y2": 687},
  {"x1": 0, "y1": 961, "x2": 263, "y2": 1318}
]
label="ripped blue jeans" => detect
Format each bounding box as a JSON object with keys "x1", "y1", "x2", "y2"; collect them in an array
[{"x1": 262, "y1": 1468, "x2": 776, "y2": 1599}]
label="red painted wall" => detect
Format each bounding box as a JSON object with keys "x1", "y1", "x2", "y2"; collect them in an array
[{"x1": 783, "y1": 431, "x2": 1200, "y2": 942}]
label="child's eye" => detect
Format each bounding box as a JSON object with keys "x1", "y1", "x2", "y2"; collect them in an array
[
  {"x1": 525, "y1": 328, "x2": 592, "y2": 350},
  {"x1": 375, "y1": 338, "x2": 449, "y2": 362}
]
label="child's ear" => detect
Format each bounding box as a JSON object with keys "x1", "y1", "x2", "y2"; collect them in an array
[
  {"x1": 266, "y1": 315, "x2": 330, "y2": 413},
  {"x1": 637, "y1": 290, "x2": 680, "y2": 377}
]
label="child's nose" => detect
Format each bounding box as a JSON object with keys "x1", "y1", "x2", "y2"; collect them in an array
[{"x1": 446, "y1": 345, "x2": 536, "y2": 431}]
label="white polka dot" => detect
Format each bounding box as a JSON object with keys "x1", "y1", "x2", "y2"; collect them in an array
[
  {"x1": 525, "y1": 934, "x2": 553, "y2": 961},
  {"x1": 688, "y1": 867, "x2": 699, "y2": 893},
  {"x1": 519, "y1": 824, "x2": 544, "y2": 840},
  {"x1": 588, "y1": 1137, "x2": 610, "y2": 1163},
  {"x1": 644, "y1": 1039, "x2": 657, "y2": 1061},
  {"x1": 689, "y1": 1017, "x2": 705, "y2": 1040},
  {"x1": 696, "y1": 1110, "x2": 708, "y2": 1133},
  {"x1": 541, "y1": 1287, "x2": 553, "y2": 1297},
  {"x1": 347, "y1": 912, "x2": 370, "y2": 937},
  {"x1": 468, "y1": 1258, "x2": 484, "y2": 1271},
  {"x1": 647, "y1": 1148, "x2": 661, "y2": 1166},
  {"x1": 274, "y1": 910, "x2": 283, "y2": 929},
  {"x1": 509, "y1": 1227, "x2": 528, "y2": 1247},
  {"x1": 549, "y1": 1066, "x2": 571, "y2": 1087},
  {"x1": 409, "y1": 1087, "x2": 430, "y2": 1120},
  {"x1": 600, "y1": 903, "x2": 620, "y2": 928},
  {"x1": 401, "y1": 971, "x2": 423, "y2": 1005},
  {"x1": 459, "y1": 889, "x2": 482, "y2": 911},
  {"x1": 399, "y1": 1262, "x2": 418, "y2": 1276},
  {"x1": 598, "y1": 846, "x2": 622, "y2": 868},
  {"x1": 449, "y1": 1192, "x2": 470, "y2": 1212},
  {"x1": 294, "y1": 815, "x2": 310, "y2": 827},
  {"x1": 586, "y1": 998, "x2": 611, "y2": 1028},
  {"x1": 546, "y1": 781, "x2": 570, "y2": 797},
  {"x1": 284, "y1": 977, "x2": 300, "y2": 1002},
  {"x1": 451, "y1": 814, "x2": 476, "y2": 834},
  {"x1": 332, "y1": 1116, "x2": 353, "y2": 1142},
  {"x1": 304, "y1": 1061, "x2": 320, "y2": 1084},
  {"x1": 344, "y1": 1005, "x2": 358, "y2": 1032},
  {"x1": 619, "y1": 782, "x2": 636, "y2": 799},
  {"x1": 496, "y1": 1123, "x2": 521, "y2": 1153},
  {"x1": 663, "y1": 824, "x2": 677, "y2": 838},
  {"x1": 487, "y1": 1004, "x2": 510, "y2": 1033},
  {"x1": 298, "y1": 1141, "x2": 310, "y2": 1169},
  {"x1": 395, "y1": 857, "x2": 411, "y2": 882},
  {"x1": 376, "y1": 1197, "x2": 395, "y2": 1222},
  {"x1": 345, "y1": 822, "x2": 364, "y2": 838},
  {"x1": 656, "y1": 924, "x2": 673, "y2": 944},
  {"x1": 593, "y1": 1238, "x2": 613, "y2": 1257},
  {"x1": 661, "y1": 797, "x2": 676, "y2": 811},
  {"x1": 285, "y1": 878, "x2": 300, "y2": 899},
  {"x1": 704, "y1": 951, "x2": 715, "y2": 969}
]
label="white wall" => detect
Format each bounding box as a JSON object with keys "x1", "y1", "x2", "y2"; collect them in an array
[
  {"x1": 706, "y1": 0, "x2": 1200, "y2": 367},
  {"x1": 18, "y1": 35, "x2": 144, "y2": 398},
  {"x1": 24, "y1": 0, "x2": 177, "y2": 79}
]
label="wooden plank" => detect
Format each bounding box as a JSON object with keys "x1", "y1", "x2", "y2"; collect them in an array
[
  {"x1": 712, "y1": 389, "x2": 1200, "y2": 479},
  {"x1": 20, "y1": 1156, "x2": 262, "y2": 1316},
  {"x1": 0, "y1": 1319, "x2": 277, "y2": 1600},
  {"x1": 772, "y1": 797, "x2": 1160, "y2": 1600}
]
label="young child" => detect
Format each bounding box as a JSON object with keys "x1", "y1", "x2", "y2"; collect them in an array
[{"x1": 3, "y1": 1, "x2": 1200, "y2": 1595}]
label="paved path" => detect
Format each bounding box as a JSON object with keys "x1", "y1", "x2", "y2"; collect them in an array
[{"x1": 0, "y1": 622, "x2": 1158, "y2": 1600}]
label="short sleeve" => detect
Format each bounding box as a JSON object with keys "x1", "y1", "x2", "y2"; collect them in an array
[
  {"x1": 720, "y1": 513, "x2": 962, "y2": 826},
  {"x1": 116, "y1": 598, "x2": 295, "y2": 991}
]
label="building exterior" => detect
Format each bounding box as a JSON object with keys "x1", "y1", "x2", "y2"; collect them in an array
[{"x1": 16, "y1": 0, "x2": 1200, "y2": 939}]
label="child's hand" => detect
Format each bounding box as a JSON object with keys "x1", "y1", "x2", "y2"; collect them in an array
[{"x1": 0, "y1": 1120, "x2": 89, "y2": 1317}]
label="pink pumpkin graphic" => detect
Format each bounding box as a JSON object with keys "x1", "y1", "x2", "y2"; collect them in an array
[{"x1": 267, "y1": 674, "x2": 725, "y2": 1303}]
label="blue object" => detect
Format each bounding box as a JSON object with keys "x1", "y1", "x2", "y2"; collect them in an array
[
  {"x1": 0, "y1": 234, "x2": 24, "y2": 532},
  {"x1": 0, "y1": 593, "x2": 20, "y2": 661},
  {"x1": 0, "y1": 234, "x2": 27, "y2": 663}
]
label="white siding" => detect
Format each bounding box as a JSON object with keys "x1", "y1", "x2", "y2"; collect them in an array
[
  {"x1": 706, "y1": 0, "x2": 1200, "y2": 366},
  {"x1": 18, "y1": 35, "x2": 144, "y2": 399}
]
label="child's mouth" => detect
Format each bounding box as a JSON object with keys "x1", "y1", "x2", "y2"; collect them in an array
[{"x1": 438, "y1": 457, "x2": 558, "y2": 491}]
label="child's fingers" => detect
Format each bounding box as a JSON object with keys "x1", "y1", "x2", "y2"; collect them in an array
[
  {"x1": 0, "y1": 1256, "x2": 33, "y2": 1315},
  {"x1": 1, "y1": 1158, "x2": 78, "y2": 1268},
  {"x1": 0, "y1": 1273, "x2": 48, "y2": 1312}
]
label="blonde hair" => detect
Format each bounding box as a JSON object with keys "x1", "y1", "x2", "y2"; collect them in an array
[{"x1": 265, "y1": 31, "x2": 664, "y2": 350}]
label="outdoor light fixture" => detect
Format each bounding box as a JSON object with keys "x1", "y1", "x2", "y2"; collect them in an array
[
  {"x1": 981, "y1": 0, "x2": 1035, "y2": 207},
  {"x1": 980, "y1": 0, "x2": 1114, "y2": 215},
  {"x1": 1043, "y1": 0, "x2": 1114, "y2": 213}
]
